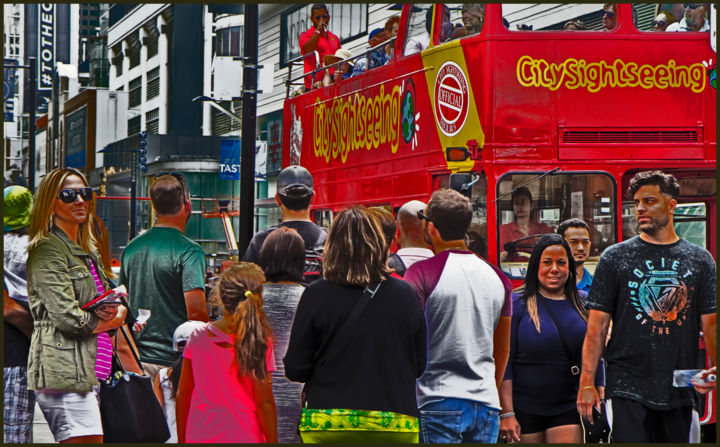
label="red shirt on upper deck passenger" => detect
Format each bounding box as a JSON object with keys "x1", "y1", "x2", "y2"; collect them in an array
[{"x1": 299, "y1": 27, "x2": 340, "y2": 89}]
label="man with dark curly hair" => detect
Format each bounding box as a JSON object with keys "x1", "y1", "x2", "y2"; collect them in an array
[{"x1": 578, "y1": 170, "x2": 716, "y2": 442}]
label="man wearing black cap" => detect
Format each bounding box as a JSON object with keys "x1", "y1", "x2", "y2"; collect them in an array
[{"x1": 243, "y1": 165, "x2": 327, "y2": 283}]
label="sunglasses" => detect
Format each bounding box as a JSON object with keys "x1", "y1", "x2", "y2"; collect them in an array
[
  {"x1": 602, "y1": 10, "x2": 616, "y2": 18},
  {"x1": 652, "y1": 20, "x2": 667, "y2": 27},
  {"x1": 314, "y1": 14, "x2": 330, "y2": 20},
  {"x1": 683, "y1": 4, "x2": 701, "y2": 9},
  {"x1": 156, "y1": 172, "x2": 188, "y2": 197},
  {"x1": 58, "y1": 187, "x2": 93, "y2": 203},
  {"x1": 416, "y1": 209, "x2": 433, "y2": 223}
]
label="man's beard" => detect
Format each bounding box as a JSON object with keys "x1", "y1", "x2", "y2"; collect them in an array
[{"x1": 638, "y1": 214, "x2": 670, "y2": 237}]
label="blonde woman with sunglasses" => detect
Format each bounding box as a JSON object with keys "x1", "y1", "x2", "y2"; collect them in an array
[{"x1": 26, "y1": 168, "x2": 126, "y2": 443}]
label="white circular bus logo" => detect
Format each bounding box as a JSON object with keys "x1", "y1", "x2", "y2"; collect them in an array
[{"x1": 434, "y1": 62, "x2": 469, "y2": 137}]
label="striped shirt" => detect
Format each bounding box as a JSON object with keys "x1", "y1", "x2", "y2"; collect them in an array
[{"x1": 89, "y1": 261, "x2": 113, "y2": 381}]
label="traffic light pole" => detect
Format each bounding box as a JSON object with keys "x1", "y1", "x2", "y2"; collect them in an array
[{"x1": 238, "y1": 4, "x2": 259, "y2": 255}]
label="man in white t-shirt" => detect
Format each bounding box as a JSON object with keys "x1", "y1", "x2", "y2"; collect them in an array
[{"x1": 405, "y1": 189, "x2": 512, "y2": 443}]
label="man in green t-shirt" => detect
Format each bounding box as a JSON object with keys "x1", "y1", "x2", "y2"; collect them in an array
[{"x1": 120, "y1": 174, "x2": 209, "y2": 380}]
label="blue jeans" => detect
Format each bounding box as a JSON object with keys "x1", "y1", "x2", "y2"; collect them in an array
[{"x1": 419, "y1": 398, "x2": 500, "y2": 443}]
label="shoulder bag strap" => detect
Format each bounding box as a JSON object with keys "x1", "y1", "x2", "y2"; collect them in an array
[
  {"x1": 320, "y1": 281, "x2": 382, "y2": 364},
  {"x1": 116, "y1": 323, "x2": 146, "y2": 375},
  {"x1": 539, "y1": 298, "x2": 581, "y2": 383}
]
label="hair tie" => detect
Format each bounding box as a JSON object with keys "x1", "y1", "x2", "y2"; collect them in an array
[{"x1": 245, "y1": 290, "x2": 253, "y2": 298}]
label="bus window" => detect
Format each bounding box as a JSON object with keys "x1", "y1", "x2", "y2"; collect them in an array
[
  {"x1": 312, "y1": 209, "x2": 333, "y2": 231},
  {"x1": 403, "y1": 4, "x2": 434, "y2": 55},
  {"x1": 635, "y1": 3, "x2": 710, "y2": 32},
  {"x1": 623, "y1": 201, "x2": 708, "y2": 249},
  {"x1": 497, "y1": 172, "x2": 616, "y2": 279},
  {"x1": 443, "y1": 4, "x2": 485, "y2": 42},
  {"x1": 468, "y1": 172, "x2": 488, "y2": 258},
  {"x1": 502, "y1": 4, "x2": 613, "y2": 31},
  {"x1": 674, "y1": 203, "x2": 707, "y2": 249}
]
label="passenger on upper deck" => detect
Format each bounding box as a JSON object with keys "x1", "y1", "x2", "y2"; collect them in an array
[
  {"x1": 350, "y1": 29, "x2": 388, "y2": 77},
  {"x1": 652, "y1": 11, "x2": 677, "y2": 31},
  {"x1": 449, "y1": 4, "x2": 485, "y2": 40},
  {"x1": 299, "y1": 4, "x2": 340, "y2": 90},
  {"x1": 666, "y1": 3, "x2": 709, "y2": 32},
  {"x1": 405, "y1": 5, "x2": 450, "y2": 55},
  {"x1": 601, "y1": 4, "x2": 618, "y2": 31},
  {"x1": 563, "y1": 19, "x2": 587, "y2": 31},
  {"x1": 322, "y1": 49, "x2": 354, "y2": 86},
  {"x1": 384, "y1": 15, "x2": 400, "y2": 60}
]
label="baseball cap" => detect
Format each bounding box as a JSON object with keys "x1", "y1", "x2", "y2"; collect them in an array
[
  {"x1": 277, "y1": 165, "x2": 314, "y2": 198},
  {"x1": 369, "y1": 28, "x2": 384, "y2": 40},
  {"x1": 4, "y1": 185, "x2": 33, "y2": 232},
  {"x1": 173, "y1": 320, "x2": 207, "y2": 352}
]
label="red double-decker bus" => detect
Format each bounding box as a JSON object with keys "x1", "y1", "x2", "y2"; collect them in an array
[{"x1": 283, "y1": 2, "x2": 716, "y2": 429}]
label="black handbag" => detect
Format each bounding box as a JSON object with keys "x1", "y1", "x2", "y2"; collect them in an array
[
  {"x1": 541, "y1": 299, "x2": 611, "y2": 443},
  {"x1": 98, "y1": 324, "x2": 171, "y2": 443}
]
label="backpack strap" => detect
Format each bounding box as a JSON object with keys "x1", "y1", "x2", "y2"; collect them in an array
[{"x1": 387, "y1": 253, "x2": 407, "y2": 277}]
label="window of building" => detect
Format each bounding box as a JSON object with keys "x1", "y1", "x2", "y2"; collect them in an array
[
  {"x1": 128, "y1": 48, "x2": 140, "y2": 68},
  {"x1": 403, "y1": 4, "x2": 434, "y2": 55},
  {"x1": 497, "y1": 172, "x2": 616, "y2": 279},
  {"x1": 634, "y1": 3, "x2": 710, "y2": 32},
  {"x1": 280, "y1": 3, "x2": 367, "y2": 67},
  {"x1": 146, "y1": 108, "x2": 159, "y2": 135},
  {"x1": 127, "y1": 115, "x2": 141, "y2": 136},
  {"x1": 112, "y1": 56, "x2": 123, "y2": 77},
  {"x1": 146, "y1": 34, "x2": 159, "y2": 59},
  {"x1": 128, "y1": 76, "x2": 142, "y2": 108},
  {"x1": 211, "y1": 100, "x2": 242, "y2": 135},
  {"x1": 146, "y1": 67, "x2": 160, "y2": 100},
  {"x1": 502, "y1": 4, "x2": 611, "y2": 31},
  {"x1": 215, "y1": 26, "x2": 242, "y2": 57}
]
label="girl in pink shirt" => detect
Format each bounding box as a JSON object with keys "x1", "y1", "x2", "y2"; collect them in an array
[{"x1": 176, "y1": 263, "x2": 278, "y2": 443}]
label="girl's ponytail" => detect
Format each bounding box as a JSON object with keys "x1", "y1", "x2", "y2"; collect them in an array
[
  {"x1": 215, "y1": 263, "x2": 272, "y2": 382},
  {"x1": 232, "y1": 290, "x2": 272, "y2": 381}
]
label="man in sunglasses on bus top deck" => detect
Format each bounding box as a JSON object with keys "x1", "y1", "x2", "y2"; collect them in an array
[
  {"x1": 299, "y1": 3, "x2": 340, "y2": 90},
  {"x1": 665, "y1": 4, "x2": 709, "y2": 32},
  {"x1": 602, "y1": 4, "x2": 618, "y2": 31}
]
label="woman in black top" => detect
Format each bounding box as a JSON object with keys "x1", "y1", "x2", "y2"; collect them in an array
[{"x1": 284, "y1": 205, "x2": 427, "y2": 443}]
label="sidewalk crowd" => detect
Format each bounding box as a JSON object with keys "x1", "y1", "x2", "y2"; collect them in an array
[{"x1": 3, "y1": 165, "x2": 716, "y2": 444}]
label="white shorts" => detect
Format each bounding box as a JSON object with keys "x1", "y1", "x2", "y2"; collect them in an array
[{"x1": 34, "y1": 387, "x2": 103, "y2": 442}]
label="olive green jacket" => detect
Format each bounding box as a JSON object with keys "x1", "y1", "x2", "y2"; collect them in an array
[{"x1": 26, "y1": 227, "x2": 110, "y2": 392}]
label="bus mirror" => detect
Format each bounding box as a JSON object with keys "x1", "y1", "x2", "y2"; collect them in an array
[
  {"x1": 446, "y1": 146, "x2": 470, "y2": 162},
  {"x1": 450, "y1": 173, "x2": 473, "y2": 198}
]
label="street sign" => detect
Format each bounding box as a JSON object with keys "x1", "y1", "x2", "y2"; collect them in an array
[{"x1": 219, "y1": 139, "x2": 241, "y2": 180}]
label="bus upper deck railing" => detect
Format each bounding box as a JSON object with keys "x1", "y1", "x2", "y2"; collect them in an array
[{"x1": 285, "y1": 36, "x2": 397, "y2": 98}]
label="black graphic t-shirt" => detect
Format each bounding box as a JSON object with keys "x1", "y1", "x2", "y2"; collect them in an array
[{"x1": 587, "y1": 236, "x2": 716, "y2": 410}]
